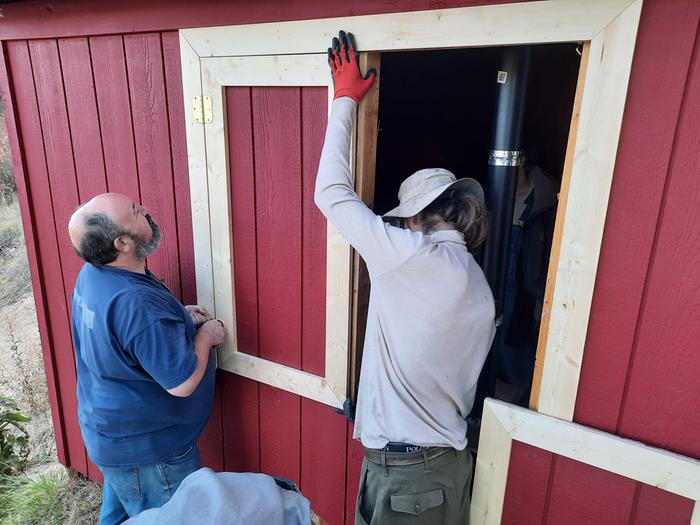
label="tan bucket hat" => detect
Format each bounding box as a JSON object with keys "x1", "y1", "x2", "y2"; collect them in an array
[{"x1": 383, "y1": 168, "x2": 485, "y2": 219}]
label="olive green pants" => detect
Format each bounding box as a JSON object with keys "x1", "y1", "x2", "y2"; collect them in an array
[{"x1": 355, "y1": 447, "x2": 473, "y2": 525}]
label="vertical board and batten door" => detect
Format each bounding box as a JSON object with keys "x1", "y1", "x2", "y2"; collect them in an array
[{"x1": 179, "y1": 43, "x2": 348, "y2": 522}]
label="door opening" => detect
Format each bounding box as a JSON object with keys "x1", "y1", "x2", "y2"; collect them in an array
[{"x1": 355, "y1": 42, "x2": 581, "y2": 439}]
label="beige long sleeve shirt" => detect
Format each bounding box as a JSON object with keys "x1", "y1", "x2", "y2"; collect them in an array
[{"x1": 314, "y1": 98, "x2": 496, "y2": 450}]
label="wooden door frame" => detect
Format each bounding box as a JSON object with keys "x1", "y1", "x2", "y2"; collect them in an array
[
  {"x1": 472, "y1": 399, "x2": 700, "y2": 524},
  {"x1": 180, "y1": 0, "x2": 643, "y2": 415}
]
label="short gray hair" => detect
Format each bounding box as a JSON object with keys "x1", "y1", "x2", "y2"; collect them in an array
[{"x1": 76, "y1": 213, "x2": 129, "y2": 265}]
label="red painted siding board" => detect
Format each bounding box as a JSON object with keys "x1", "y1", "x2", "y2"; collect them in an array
[
  {"x1": 223, "y1": 86, "x2": 261, "y2": 474},
  {"x1": 161, "y1": 31, "x2": 196, "y2": 306},
  {"x1": 0, "y1": 0, "x2": 525, "y2": 42},
  {"x1": 10, "y1": 38, "x2": 87, "y2": 472},
  {"x1": 501, "y1": 441, "x2": 553, "y2": 525},
  {"x1": 545, "y1": 456, "x2": 637, "y2": 525},
  {"x1": 0, "y1": 41, "x2": 68, "y2": 466},
  {"x1": 124, "y1": 32, "x2": 182, "y2": 297},
  {"x1": 300, "y1": 400, "x2": 346, "y2": 525},
  {"x1": 56, "y1": 37, "x2": 108, "y2": 200},
  {"x1": 630, "y1": 484, "x2": 695, "y2": 525},
  {"x1": 301, "y1": 87, "x2": 327, "y2": 377},
  {"x1": 253, "y1": 87, "x2": 303, "y2": 369},
  {"x1": 253, "y1": 87, "x2": 303, "y2": 483},
  {"x1": 574, "y1": 0, "x2": 700, "y2": 434},
  {"x1": 345, "y1": 426, "x2": 364, "y2": 525},
  {"x1": 221, "y1": 373, "x2": 261, "y2": 473},
  {"x1": 617, "y1": 26, "x2": 700, "y2": 459},
  {"x1": 89, "y1": 35, "x2": 140, "y2": 201}
]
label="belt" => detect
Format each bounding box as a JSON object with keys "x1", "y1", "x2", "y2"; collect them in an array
[{"x1": 364, "y1": 445, "x2": 452, "y2": 466}]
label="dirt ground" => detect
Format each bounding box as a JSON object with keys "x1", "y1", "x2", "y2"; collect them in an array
[{"x1": 0, "y1": 203, "x2": 58, "y2": 471}]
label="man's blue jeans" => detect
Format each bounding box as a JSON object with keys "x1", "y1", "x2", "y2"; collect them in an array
[{"x1": 98, "y1": 445, "x2": 200, "y2": 525}]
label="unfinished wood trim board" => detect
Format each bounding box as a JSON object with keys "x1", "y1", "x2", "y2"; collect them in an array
[
  {"x1": 471, "y1": 399, "x2": 700, "y2": 525},
  {"x1": 180, "y1": 0, "x2": 644, "y2": 416}
]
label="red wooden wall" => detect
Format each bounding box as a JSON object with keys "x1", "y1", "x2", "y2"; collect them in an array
[{"x1": 0, "y1": 0, "x2": 698, "y2": 523}]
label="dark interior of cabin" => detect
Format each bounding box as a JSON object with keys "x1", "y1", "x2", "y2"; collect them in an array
[{"x1": 371, "y1": 43, "x2": 581, "y2": 427}]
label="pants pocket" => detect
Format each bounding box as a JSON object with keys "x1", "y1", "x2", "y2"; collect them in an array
[
  {"x1": 158, "y1": 445, "x2": 200, "y2": 495},
  {"x1": 103, "y1": 467, "x2": 141, "y2": 504},
  {"x1": 390, "y1": 488, "x2": 444, "y2": 516}
]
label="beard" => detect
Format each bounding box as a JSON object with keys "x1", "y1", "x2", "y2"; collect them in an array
[{"x1": 133, "y1": 214, "x2": 162, "y2": 258}]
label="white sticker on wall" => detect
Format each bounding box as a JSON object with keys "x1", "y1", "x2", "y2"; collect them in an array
[{"x1": 497, "y1": 71, "x2": 508, "y2": 84}]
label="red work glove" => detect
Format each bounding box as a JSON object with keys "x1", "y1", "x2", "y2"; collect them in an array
[{"x1": 327, "y1": 30, "x2": 377, "y2": 103}]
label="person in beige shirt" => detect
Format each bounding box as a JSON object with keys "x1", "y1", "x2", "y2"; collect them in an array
[{"x1": 316, "y1": 32, "x2": 496, "y2": 524}]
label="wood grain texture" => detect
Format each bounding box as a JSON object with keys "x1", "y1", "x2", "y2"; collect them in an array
[
  {"x1": 161, "y1": 31, "x2": 197, "y2": 305},
  {"x1": 253, "y1": 86, "x2": 302, "y2": 483},
  {"x1": 574, "y1": 0, "x2": 700, "y2": 434},
  {"x1": 0, "y1": 41, "x2": 68, "y2": 466},
  {"x1": 221, "y1": 373, "x2": 260, "y2": 473},
  {"x1": 300, "y1": 87, "x2": 327, "y2": 378},
  {"x1": 300, "y1": 399, "x2": 347, "y2": 525},
  {"x1": 529, "y1": 41, "x2": 589, "y2": 410},
  {"x1": 89, "y1": 35, "x2": 140, "y2": 200},
  {"x1": 617, "y1": 21, "x2": 700, "y2": 459},
  {"x1": 124, "y1": 32, "x2": 182, "y2": 296},
  {"x1": 26, "y1": 38, "x2": 88, "y2": 475},
  {"x1": 544, "y1": 456, "x2": 636, "y2": 524},
  {"x1": 56, "y1": 37, "x2": 107, "y2": 200},
  {"x1": 0, "y1": 0, "x2": 527, "y2": 41},
  {"x1": 349, "y1": 52, "x2": 380, "y2": 403},
  {"x1": 500, "y1": 441, "x2": 553, "y2": 525}
]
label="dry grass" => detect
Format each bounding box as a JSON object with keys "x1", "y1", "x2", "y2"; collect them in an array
[{"x1": 0, "y1": 195, "x2": 103, "y2": 523}]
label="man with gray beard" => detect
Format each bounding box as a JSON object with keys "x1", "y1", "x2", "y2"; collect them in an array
[{"x1": 68, "y1": 193, "x2": 226, "y2": 525}]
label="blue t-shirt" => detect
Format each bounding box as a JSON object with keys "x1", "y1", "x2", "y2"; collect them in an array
[{"x1": 71, "y1": 264, "x2": 215, "y2": 468}]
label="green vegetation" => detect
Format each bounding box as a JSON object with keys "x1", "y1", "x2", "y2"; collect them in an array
[
  {"x1": 0, "y1": 396, "x2": 30, "y2": 476},
  {"x1": 0, "y1": 467, "x2": 102, "y2": 525}
]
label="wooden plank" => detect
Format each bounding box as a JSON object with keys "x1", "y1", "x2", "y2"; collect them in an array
[
  {"x1": 349, "y1": 52, "x2": 380, "y2": 402},
  {"x1": 631, "y1": 484, "x2": 695, "y2": 525},
  {"x1": 182, "y1": 0, "x2": 634, "y2": 57},
  {"x1": 124, "y1": 32, "x2": 182, "y2": 296},
  {"x1": 202, "y1": 56, "x2": 237, "y2": 364},
  {"x1": 259, "y1": 385, "x2": 301, "y2": 482},
  {"x1": 617, "y1": 23, "x2": 700, "y2": 458},
  {"x1": 162, "y1": 31, "x2": 197, "y2": 305},
  {"x1": 178, "y1": 33, "x2": 215, "y2": 316},
  {"x1": 345, "y1": 424, "x2": 365, "y2": 525},
  {"x1": 490, "y1": 400, "x2": 700, "y2": 502},
  {"x1": 89, "y1": 35, "x2": 140, "y2": 201},
  {"x1": 528, "y1": 41, "x2": 589, "y2": 410},
  {"x1": 26, "y1": 38, "x2": 89, "y2": 475},
  {"x1": 221, "y1": 373, "x2": 260, "y2": 473},
  {"x1": 300, "y1": 398, "x2": 347, "y2": 525},
  {"x1": 536, "y1": 0, "x2": 643, "y2": 420},
  {"x1": 475, "y1": 400, "x2": 700, "y2": 524},
  {"x1": 202, "y1": 54, "x2": 329, "y2": 87},
  {"x1": 253, "y1": 86, "x2": 302, "y2": 483},
  {"x1": 222, "y1": 85, "x2": 261, "y2": 474},
  {"x1": 0, "y1": 0, "x2": 526, "y2": 41},
  {"x1": 471, "y1": 400, "x2": 512, "y2": 525},
  {"x1": 574, "y1": 0, "x2": 700, "y2": 434},
  {"x1": 500, "y1": 441, "x2": 553, "y2": 525},
  {"x1": 220, "y1": 352, "x2": 339, "y2": 407},
  {"x1": 56, "y1": 37, "x2": 107, "y2": 200},
  {"x1": 0, "y1": 40, "x2": 68, "y2": 466},
  {"x1": 301, "y1": 86, "x2": 328, "y2": 377},
  {"x1": 545, "y1": 456, "x2": 636, "y2": 524}
]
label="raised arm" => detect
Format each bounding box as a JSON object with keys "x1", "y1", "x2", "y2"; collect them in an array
[{"x1": 315, "y1": 31, "x2": 424, "y2": 276}]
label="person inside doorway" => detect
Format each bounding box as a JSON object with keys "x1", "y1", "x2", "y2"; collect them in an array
[
  {"x1": 495, "y1": 154, "x2": 557, "y2": 406},
  {"x1": 315, "y1": 31, "x2": 496, "y2": 524}
]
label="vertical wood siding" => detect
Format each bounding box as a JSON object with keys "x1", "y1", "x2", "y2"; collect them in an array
[{"x1": 1, "y1": 0, "x2": 698, "y2": 522}]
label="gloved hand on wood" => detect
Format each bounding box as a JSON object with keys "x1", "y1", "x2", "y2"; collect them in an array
[{"x1": 327, "y1": 30, "x2": 376, "y2": 102}]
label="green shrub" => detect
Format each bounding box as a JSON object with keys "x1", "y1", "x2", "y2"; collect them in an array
[{"x1": 0, "y1": 396, "x2": 30, "y2": 476}]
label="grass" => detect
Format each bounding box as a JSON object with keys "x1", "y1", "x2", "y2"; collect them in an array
[
  {"x1": 0, "y1": 199, "x2": 31, "y2": 308},
  {"x1": 0, "y1": 466, "x2": 102, "y2": 525}
]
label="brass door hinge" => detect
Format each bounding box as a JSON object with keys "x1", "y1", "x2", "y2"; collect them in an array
[{"x1": 193, "y1": 96, "x2": 213, "y2": 124}]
